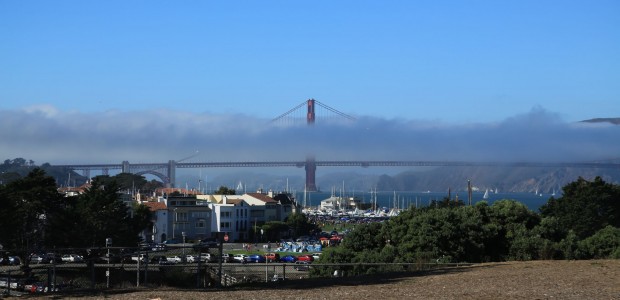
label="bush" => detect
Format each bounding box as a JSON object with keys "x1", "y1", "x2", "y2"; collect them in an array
[{"x1": 578, "y1": 226, "x2": 620, "y2": 259}]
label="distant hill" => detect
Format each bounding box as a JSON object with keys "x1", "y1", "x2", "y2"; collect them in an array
[
  {"x1": 0, "y1": 158, "x2": 87, "y2": 187},
  {"x1": 198, "y1": 166, "x2": 620, "y2": 194},
  {"x1": 581, "y1": 118, "x2": 620, "y2": 125},
  {"x1": 374, "y1": 166, "x2": 620, "y2": 193}
]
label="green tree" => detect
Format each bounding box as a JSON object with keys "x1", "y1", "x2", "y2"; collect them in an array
[
  {"x1": 68, "y1": 179, "x2": 150, "y2": 247},
  {"x1": 261, "y1": 221, "x2": 288, "y2": 241},
  {"x1": 483, "y1": 199, "x2": 541, "y2": 260},
  {"x1": 540, "y1": 176, "x2": 620, "y2": 239},
  {"x1": 341, "y1": 221, "x2": 384, "y2": 252},
  {"x1": 285, "y1": 212, "x2": 318, "y2": 238},
  {"x1": 213, "y1": 186, "x2": 236, "y2": 195},
  {"x1": 0, "y1": 168, "x2": 63, "y2": 251},
  {"x1": 577, "y1": 225, "x2": 620, "y2": 259}
]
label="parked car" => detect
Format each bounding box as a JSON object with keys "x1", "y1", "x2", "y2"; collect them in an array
[
  {"x1": 0, "y1": 276, "x2": 23, "y2": 289},
  {"x1": 220, "y1": 253, "x2": 233, "y2": 263},
  {"x1": 265, "y1": 253, "x2": 280, "y2": 262},
  {"x1": 245, "y1": 254, "x2": 266, "y2": 263},
  {"x1": 199, "y1": 253, "x2": 213, "y2": 262},
  {"x1": 130, "y1": 254, "x2": 147, "y2": 263},
  {"x1": 166, "y1": 256, "x2": 182, "y2": 264},
  {"x1": 61, "y1": 254, "x2": 83, "y2": 263},
  {"x1": 151, "y1": 255, "x2": 172, "y2": 265},
  {"x1": 297, "y1": 255, "x2": 314, "y2": 262},
  {"x1": 312, "y1": 252, "x2": 322, "y2": 260},
  {"x1": 30, "y1": 253, "x2": 62, "y2": 264},
  {"x1": 23, "y1": 280, "x2": 64, "y2": 293},
  {"x1": 280, "y1": 255, "x2": 297, "y2": 263},
  {"x1": 150, "y1": 255, "x2": 167, "y2": 263},
  {"x1": 185, "y1": 255, "x2": 196, "y2": 263},
  {"x1": 232, "y1": 254, "x2": 247, "y2": 263},
  {"x1": 29, "y1": 254, "x2": 45, "y2": 264},
  {"x1": 0, "y1": 256, "x2": 21, "y2": 266}
]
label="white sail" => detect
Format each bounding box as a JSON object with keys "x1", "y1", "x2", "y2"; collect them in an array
[{"x1": 483, "y1": 189, "x2": 489, "y2": 199}]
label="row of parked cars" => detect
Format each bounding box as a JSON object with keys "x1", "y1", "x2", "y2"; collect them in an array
[
  {"x1": 144, "y1": 253, "x2": 233, "y2": 265},
  {"x1": 29, "y1": 253, "x2": 84, "y2": 264},
  {"x1": 244, "y1": 252, "x2": 320, "y2": 264},
  {"x1": 0, "y1": 276, "x2": 67, "y2": 294}
]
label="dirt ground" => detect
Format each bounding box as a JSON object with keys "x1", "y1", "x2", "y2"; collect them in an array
[{"x1": 19, "y1": 260, "x2": 620, "y2": 300}]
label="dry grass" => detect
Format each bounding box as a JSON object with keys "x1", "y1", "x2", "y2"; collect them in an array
[{"x1": 23, "y1": 260, "x2": 620, "y2": 300}]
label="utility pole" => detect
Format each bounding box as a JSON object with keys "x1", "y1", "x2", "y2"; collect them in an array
[{"x1": 106, "y1": 238, "x2": 112, "y2": 288}]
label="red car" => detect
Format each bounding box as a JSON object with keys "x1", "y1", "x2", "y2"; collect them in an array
[{"x1": 296, "y1": 255, "x2": 314, "y2": 262}]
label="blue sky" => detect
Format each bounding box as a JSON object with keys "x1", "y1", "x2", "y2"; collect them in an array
[
  {"x1": 0, "y1": 1, "x2": 619, "y2": 169},
  {"x1": 1, "y1": 1, "x2": 618, "y2": 122}
]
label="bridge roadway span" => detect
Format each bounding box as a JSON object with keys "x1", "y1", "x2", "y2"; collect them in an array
[
  {"x1": 56, "y1": 160, "x2": 619, "y2": 190},
  {"x1": 56, "y1": 160, "x2": 620, "y2": 169}
]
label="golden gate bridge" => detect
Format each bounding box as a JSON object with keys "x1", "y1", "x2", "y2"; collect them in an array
[{"x1": 55, "y1": 99, "x2": 620, "y2": 190}]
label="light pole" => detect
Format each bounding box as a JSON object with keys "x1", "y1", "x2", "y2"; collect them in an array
[
  {"x1": 262, "y1": 229, "x2": 267, "y2": 282},
  {"x1": 136, "y1": 241, "x2": 140, "y2": 287},
  {"x1": 182, "y1": 231, "x2": 186, "y2": 261},
  {"x1": 105, "y1": 238, "x2": 112, "y2": 288},
  {"x1": 173, "y1": 208, "x2": 177, "y2": 240}
]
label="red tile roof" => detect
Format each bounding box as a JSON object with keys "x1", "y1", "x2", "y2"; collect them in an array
[{"x1": 144, "y1": 201, "x2": 167, "y2": 211}]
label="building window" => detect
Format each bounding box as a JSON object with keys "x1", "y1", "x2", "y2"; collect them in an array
[
  {"x1": 196, "y1": 219, "x2": 205, "y2": 228},
  {"x1": 176, "y1": 212, "x2": 188, "y2": 221},
  {"x1": 220, "y1": 222, "x2": 230, "y2": 229}
]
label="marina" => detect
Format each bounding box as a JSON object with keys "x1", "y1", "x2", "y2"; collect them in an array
[{"x1": 297, "y1": 189, "x2": 555, "y2": 217}]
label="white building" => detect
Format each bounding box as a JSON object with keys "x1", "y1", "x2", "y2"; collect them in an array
[
  {"x1": 143, "y1": 201, "x2": 169, "y2": 243},
  {"x1": 207, "y1": 195, "x2": 250, "y2": 242}
]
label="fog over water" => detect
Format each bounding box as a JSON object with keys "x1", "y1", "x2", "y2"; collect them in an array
[{"x1": 0, "y1": 105, "x2": 618, "y2": 168}]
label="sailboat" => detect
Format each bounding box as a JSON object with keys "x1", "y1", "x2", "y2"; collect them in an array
[{"x1": 483, "y1": 188, "x2": 489, "y2": 199}]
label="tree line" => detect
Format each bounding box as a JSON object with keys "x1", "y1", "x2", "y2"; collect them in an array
[
  {"x1": 317, "y1": 176, "x2": 620, "y2": 272},
  {"x1": 0, "y1": 167, "x2": 317, "y2": 255},
  {"x1": 0, "y1": 169, "x2": 152, "y2": 254}
]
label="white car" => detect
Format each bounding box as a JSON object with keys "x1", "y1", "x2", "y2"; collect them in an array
[
  {"x1": 131, "y1": 254, "x2": 147, "y2": 263},
  {"x1": 185, "y1": 255, "x2": 196, "y2": 263},
  {"x1": 30, "y1": 254, "x2": 45, "y2": 264},
  {"x1": 233, "y1": 254, "x2": 247, "y2": 263},
  {"x1": 61, "y1": 254, "x2": 83, "y2": 263},
  {"x1": 166, "y1": 256, "x2": 182, "y2": 264},
  {"x1": 199, "y1": 253, "x2": 212, "y2": 262}
]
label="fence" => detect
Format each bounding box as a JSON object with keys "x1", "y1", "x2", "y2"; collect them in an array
[{"x1": 1, "y1": 246, "x2": 468, "y2": 297}]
